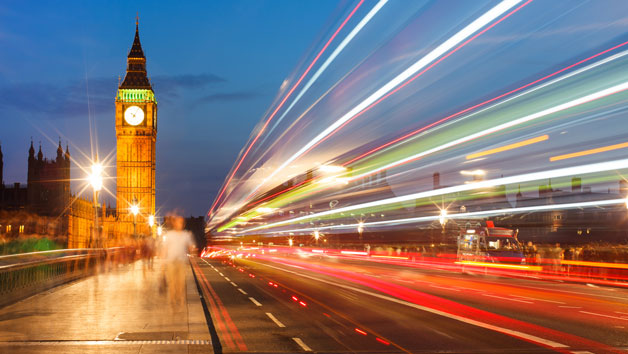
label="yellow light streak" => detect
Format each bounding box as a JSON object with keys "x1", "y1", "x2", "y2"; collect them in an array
[
  {"x1": 562, "y1": 260, "x2": 628, "y2": 269},
  {"x1": 455, "y1": 261, "x2": 542, "y2": 271},
  {"x1": 550, "y1": 141, "x2": 628, "y2": 162},
  {"x1": 466, "y1": 135, "x2": 549, "y2": 160},
  {"x1": 371, "y1": 255, "x2": 408, "y2": 260}
]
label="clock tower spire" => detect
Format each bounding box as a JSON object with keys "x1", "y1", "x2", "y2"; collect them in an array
[{"x1": 115, "y1": 18, "x2": 157, "y2": 239}]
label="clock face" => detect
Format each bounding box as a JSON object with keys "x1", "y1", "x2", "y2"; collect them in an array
[{"x1": 124, "y1": 106, "x2": 145, "y2": 126}]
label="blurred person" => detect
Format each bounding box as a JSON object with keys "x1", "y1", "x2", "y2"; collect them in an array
[
  {"x1": 551, "y1": 243, "x2": 564, "y2": 273},
  {"x1": 524, "y1": 241, "x2": 538, "y2": 265},
  {"x1": 162, "y1": 214, "x2": 194, "y2": 306}
]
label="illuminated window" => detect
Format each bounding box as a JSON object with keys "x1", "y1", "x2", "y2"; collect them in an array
[
  {"x1": 19, "y1": 225, "x2": 24, "y2": 233},
  {"x1": 6, "y1": 225, "x2": 11, "y2": 232}
]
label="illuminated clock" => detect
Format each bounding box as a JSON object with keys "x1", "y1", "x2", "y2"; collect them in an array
[{"x1": 124, "y1": 106, "x2": 145, "y2": 126}]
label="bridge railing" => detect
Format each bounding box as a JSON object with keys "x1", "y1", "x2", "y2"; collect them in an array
[{"x1": 0, "y1": 247, "x2": 132, "y2": 308}]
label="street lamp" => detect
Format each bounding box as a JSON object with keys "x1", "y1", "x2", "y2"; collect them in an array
[
  {"x1": 157, "y1": 225, "x2": 163, "y2": 241},
  {"x1": 130, "y1": 198, "x2": 139, "y2": 238},
  {"x1": 357, "y1": 221, "x2": 364, "y2": 241},
  {"x1": 314, "y1": 230, "x2": 320, "y2": 245},
  {"x1": 439, "y1": 209, "x2": 448, "y2": 227},
  {"x1": 89, "y1": 161, "x2": 103, "y2": 248},
  {"x1": 148, "y1": 214, "x2": 155, "y2": 238}
]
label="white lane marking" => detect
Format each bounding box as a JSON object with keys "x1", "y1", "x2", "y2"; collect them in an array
[
  {"x1": 238, "y1": 288, "x2": 248, "y2": 295},
  {"x1": 559, "y1": 306, "x2": 581, "y2": 309},
  {"x1": 292, "y1": 337, "x2": 312, "y2": 351},
  {"x1": 571, "y1": 351, "x2": 594, "y2": 354},
  {"x1": 510, "y1": 295, "x2": 565, "y2": 304},
  {"x1": 482, "y1": 294, "x2": 533, "y2": 304},
  {"x1": 475, "y1": 280, "x2": 628, "y2": 301},
  {"x1": 218, "y1": 272, "x2": 224, "y2": 276},
  {"x1": 580, "y1": 311, "x2": 628, "y2": 321},
  {"x1": 256, "y1": 261, "x2": 568, "y2": 348},
  {"x1": 230, "y1": 282, "x2": 237, "y2": 287},
  {"x1": 429, "y1": 284, "x2": 461, "y2": 292},
  {"x1": 224, "y1": 277, "x2": 231, "y2": 281},
  {"x1": 266, "y1": 312, "x2": 286, "y2": 327},
  {"x1": 615, "y1": 311, "x2": 628, "y2": 315},
  {"x1": 249, "y1": 297, "x2": 262, "y2": 306}
]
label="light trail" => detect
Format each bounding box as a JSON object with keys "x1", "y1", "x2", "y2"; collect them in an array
[
  {"x1": 266, "y1": 0, "x2": 389, "y2": 136},
  {"x1": 345, "y1": 80, "x2": 628, "y2": 183},
  {"x1": 466, "y1": 135, "x2": 549, "y2": 160},
  {"x1": 549, "y1": 141, "x2": 628, "y2": 162},
  {"x1": 239, "y1": 158, "x2": 628, "y2": 232},
  {"x1": 342, "y1": 40, "x2": 628, "y2": 166},
  {"x1": 219, "y1": 43, "x2": 628, "y2": 227},
  {"x1": 248, "y1": 198, "x2": 627, "y2": 235},
  {"x1": 242, "y1": 0, "x2": 526, "y2": 202},
  {"x1": 207, "y1": 0, "x2": 366, "y2": 216}
]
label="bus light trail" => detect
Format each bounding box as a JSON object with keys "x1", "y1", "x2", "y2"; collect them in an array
[
  {"x1": 220, "y1": 42, "x2": 628, "y2": 229},
  {"x1": 207, "y1": 0, "x2": 366, "y2": 216},
  {"x1": 241, "y1": 0, "x2": 527, "y2": 202},
  {"x1": 248, "y1": 198, "x2": 626, "y2": 235},
  {"x1": 239, "y1": 158, "x2": 628, "y2": 232},
  {"x1": 342, "y1": 40, "x2": 628, "y2": 166},
  {"x1": 343, "y1": 80, "x2": 628, "y2": 184}
]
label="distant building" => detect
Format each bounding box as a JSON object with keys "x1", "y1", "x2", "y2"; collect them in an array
[{"x1": 0, "y1": 142, "x2": 98, "y2": 247}]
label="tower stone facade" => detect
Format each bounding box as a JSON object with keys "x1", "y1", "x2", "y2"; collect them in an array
[{"x1": 115, "y1": 21, "x2": 157, "y2": 237}]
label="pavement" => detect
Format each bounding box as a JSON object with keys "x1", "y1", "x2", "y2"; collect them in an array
[{"x1": 0, "y1": 257, "x2": 213, "y2": 354}]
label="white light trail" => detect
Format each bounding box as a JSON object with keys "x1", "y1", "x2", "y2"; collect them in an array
[
  {"x1": 245, "y1": 0, "x2": 523, "y2": 200},
  {"x1": 242, "y1": 158, "x2": 628, "y2": 232},
  {"x1": 267, "y1": 0, "x2": 389, "y2": 135},
  {"x1": 348, "y1": 80, "x2": 628, "y2": 181},
  {"x1": 250, "y1": 198, "x2": 626, "y2": 235}
]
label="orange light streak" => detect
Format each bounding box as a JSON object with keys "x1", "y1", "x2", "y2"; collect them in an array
[
  {"x1": 562, "y1": 260, "x2": 628, "y2": 269},
  {"x1": 550, "y1": 141, "x2": 628, "y2": 161},
  {"x1": 466, "y1": 135, "x2": 549, "y2": 160},
  {"x1": 455, "y1": 261, "x2": 542, "y2": 271}
]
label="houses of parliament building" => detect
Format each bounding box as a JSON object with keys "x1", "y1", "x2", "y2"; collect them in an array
[{"x1": 0, "y1": 20, "x2": 158, "y2": 248}]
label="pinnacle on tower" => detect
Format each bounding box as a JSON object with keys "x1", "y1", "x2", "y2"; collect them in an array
[{"x1": 119, "y1": 17, "x2": 151, "y2": 90}]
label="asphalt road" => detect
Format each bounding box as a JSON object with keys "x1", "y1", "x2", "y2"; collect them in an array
[{"x1": 191, "y1": 254, "x2": 628, "y2": 353}]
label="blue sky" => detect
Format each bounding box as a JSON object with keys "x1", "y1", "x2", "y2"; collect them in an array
[{"x1": 0, "y1": 0, "x2": 340, "y2": 215}]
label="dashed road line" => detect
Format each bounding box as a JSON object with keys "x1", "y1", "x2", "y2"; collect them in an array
[
  {"x1": 238, "y1": 288, "x2": 248, "y2": 295},
  {"x1": 265, "y1": 312, "x2": 286, "y2": 327},
  {"x1": 249, "y1": 297, "x2": 262, "y2": 306},
  {"x1": 559, "y1": 306, "x2": 581, "y2": 309},
  {"x1": 224, "y1": 277, "x2": 231, "y2": 281},
  {"x1": 429, "y1": 284, "x2": 461, "y2": 291},
  {"x1": 218, "y1": 272, "x2": 224, "y2": 276},
  {"x1": 230, "y1": 282, "x2": 237, "y2": 287},
  {"x1": 580, "y1": 311, "x2": 628, "y2": 321},
  {"x1": 510, "y1": 295, "x2": 565, "y2": 304},
  {"x1": 482, "y1": 294, "x2": 533, "y2": 304},
  {"x1": 256, "y1": 261, "x2": 569, "y2": 349},
  {"x1": 292, "y1": 337, "x2": 312, "y2": 351}
]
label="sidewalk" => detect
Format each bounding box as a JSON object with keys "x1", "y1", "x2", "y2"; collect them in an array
[{"x1": 0, "y1": 257, "x2": 213, "y2": 353}]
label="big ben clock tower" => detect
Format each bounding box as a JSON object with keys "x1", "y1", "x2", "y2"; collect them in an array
[{"x1": 115, "y1": 19, "x2": 156, "y2": 237}]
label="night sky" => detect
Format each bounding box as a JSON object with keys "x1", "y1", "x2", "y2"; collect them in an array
[{"x1": 0, "y1": 0, "x2": 339, "y2": 216}]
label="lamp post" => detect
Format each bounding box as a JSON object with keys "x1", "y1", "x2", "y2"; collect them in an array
[
  {"x1": 157, "y1": 225, "x2": 163, "y2": 241},
  {"x1": 357, "y1": 221, "x2": 364, "y2": 241},
  {"x1": 148, "y1": 214, "x2": 155, "y2": 239},
  {"x1": 130, "y1": 198, "x2": 139, "y2": 239},
  {"x1": 89, "y1": 161, "x2": 103, "y2": 248}
]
